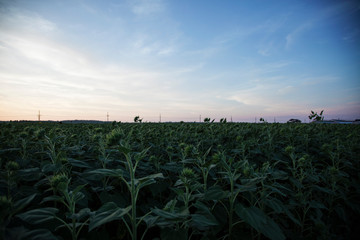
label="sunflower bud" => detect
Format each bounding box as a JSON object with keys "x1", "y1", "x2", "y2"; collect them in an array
[
  {"x1": 181, "y1": 168, "x2": 195, "y2": 179},
  {"x1": 285, "y1": 146, "x2": 295, "y2": 155},
  {"x1": 5, "y1": 161, "x2": 19, "y2": 171},
  {"x1": 50, "y1": 173, "x2": 69, "y2": 193}
]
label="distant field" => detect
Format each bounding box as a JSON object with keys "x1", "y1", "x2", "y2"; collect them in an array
[{"x1": 1, "y1": 122, "x2": 359, "y2": 240}]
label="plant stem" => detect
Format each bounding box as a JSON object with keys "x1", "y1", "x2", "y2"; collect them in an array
[{"x1": 228, "y1": 174, "x2": 234, "y2": 240}]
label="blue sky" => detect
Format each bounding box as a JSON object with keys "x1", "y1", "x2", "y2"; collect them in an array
[{"x1": 0, "y1": 0, "x2": 359, "y2": 122}]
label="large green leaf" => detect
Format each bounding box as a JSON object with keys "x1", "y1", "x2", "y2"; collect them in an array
[
  {"x1": 193, "y1": 201, "x2": 212, "y2": 215},
  {"x1": 235, "y1": 204, "x2": 285, "y2": 240},
  {"x1": 265, "y1": 198, "x2": 284, "y2": 213},
  {"x1": 191, "y1": 213, "x2": 218, "y2": 228},
  {"x1": 203, "y1": 185, "x2": 228, "y2": 200},
  {"x1": 136, "y1": 173, "x2": 164, "y2": 189},
  {"x1": 89, "y1": 202, "x2": 131, "y2": 231},
  {"x1": 13, "y1": 193, "x2": 37, "y2": 213},
  {"x1": 142, "y1": 215, "x2": 159, "y2": 228},
  {"x1": 7, "y1": 228, "x2": 58, "y2": 240},
  {"x1": 41, "y1": 163, "x2": 61, "y2": 174},
  {"x1": 66, "y1": 208, "x2": 92, "y2": 221},
  {"x1": 17, "y1": 207, "x2": 58, "y2": 224},
  {"x1": 284, "y1": 208, "x2": 301, "y2": 226},
  {"x1": 17, "y1": 168, "x2": 41, "y2": 181},
  {"x1": 88, "y1": 168, "x2": 123, "y2": 177},
  {"x1": 265, "y1": 184, "x2": 287, "y2": 197},
  {"x1": 68, "y1": 158, "x2": 91, "y2": 169},
  {"x1": 41, "y1": 195, "x2": 64, "y2": 204},
  {"x1": 151, "y1": 208, "x2": 188, "y2": 220}
]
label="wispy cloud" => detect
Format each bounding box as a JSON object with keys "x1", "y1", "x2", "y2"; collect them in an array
[
  {"x1": 0, "y1": 7, "x2": 56, "y2": 33},
  {"x1": 285, "y1": 1, "x2": 359, "y2": 50},
  {"x1": 0, "y1": 9, "x2": 179, "y2": 118},
  {"x1": 257, "y1": 41, "x2": 274, "y2": 56},
  {"x1": 130, "y1": 0, "x2": 165, "y2": 16},
  {"x1": 301, "y1": 76, "x2": 339, "y2": 86},
  {"x1": 277, "y1": 85, "x2": 295, "y2": 95},
  {"x1": 343, "y1": 28, "x2": 360, "y2": 42},
  {"x1": 285, "y1": 22, "x2": 313, "y2": 50},
  {"x1": 132, "y1": 33, "x2": 177, "y2": 56}
]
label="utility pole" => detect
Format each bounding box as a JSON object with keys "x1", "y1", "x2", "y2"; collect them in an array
[
  {"x1": 107, "y1": 112, "x2": 109, "y2": 122},
  {"x1": 38, "y1": 110, "x2": 41, "y2": 122},
  {"x1": 231, "y1": 116, "x2": 233, "y2": 123},
  {"x1": 159, "y1": 113, "x2": 161, "y2": 123},
  {"x1": 199, "y1": 114, "x2": 201, "y2": 122}
]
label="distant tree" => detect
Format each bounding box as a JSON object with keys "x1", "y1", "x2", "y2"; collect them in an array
[
  {"x1": 308, "y1": 110, "x2": 324, "y2": 122},
  {"x1": 204, "y1": 117, "x2": 211, "y2": 123},
  {"x1": 220, "y1": 118, "x2": 227, "y2": 123},
  {"x1": 287, "y1": 119, "x2": 301, "y2": 123},
  {"x1": 259, "y1": 117, "x2": 267, "y2": 123},
  {"x1": 134, "y1": 116, "x2": 143, "y2": 123}
]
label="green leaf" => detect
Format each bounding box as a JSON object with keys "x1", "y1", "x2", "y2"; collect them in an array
[
  {"x1": 174, "y1": 179, "x2": 184, "y2": 186},
  {"x1": 142, "y1": 215, "x2": 159, "y2": 228},
  {"x1": 88, "y1": 168, "x2": 123, "y2": 177},
  {"x1": 41, "y1": 163, "x2": 61, "y2": 174},
  {"x1": 152, "y1": 208, "x2": 188, "y2": 220},
  {"x1": 265, "y1": 184, "x2": 287, "y2": 197},
  {"x1": 17, "y1": 168, "x2": 41, "y2": 181},
  {"x1": 191, "y1": 213, "x2": 218, "y2": 228},
  {"x1": 163, "y1": 199, "x2": 178, "y2": 212},
  {"x1": 312, "y1": 185, "x2": 332, "y2": 194},
  {"x1": 309, "y1": 201, "x2": 327, "y2": 210},
  {"x1": 136, "y1": 173, "x2": 164, "y2": 189},
  {"x1": 21, "y1": 228, "x2": 58, "y2": 240},
  {"x1": 171, "y1": 187, "x2": 184, "y2": 197},
  {"x1": 67, "y1": 208, "x2": 92, "y2": 221},
  {"x1": 284, "y1": 208, "x2": 301, "y2": 226},
  {"x1": 119, "y1": 144, "x2": 132, "y2": 154},
  {"x1": 235, "y1": 204, "x2": 285, "y2": 240},
  {"x1": 208, "y1": 163, "x2": 217, "y2": 170},
  {"x1": 17, "y1": 208, "x2": 58, "y2": 224},
  {"x1": 265, "y1": 198, "x2": 284, "y2": 213},
  {"x1": 235, "y1": 204, "x2": 266, "y2": 228},
  {"x1": 193, "y1": 201, "x2": 211, "y2": 215},
  {"x1": 89, "y1": 202, "x2": 131, "y2": 231},
  {"x1": 0, "y1": 148, "x2": 20, "y2": 154},
  {"x1": 234, "y1": 183, "x2": 257, "y2": 193},
  {"x1": 13, "y1": 193, "x2": 37, "y2": 212},
  {"x1": 41, "y1": 195, "x2": 64, "y2": 204},
  {"x1": 137, "y1": 172, "x2": 164, "y2": 182},
  {"x1": 68, "y1": 158, "x2": 91, "y2": 169},
  {"x1": 234, "y1": 173, "x2": 241, "y2": 181},
  {"x1": 203, "y1": 186, "x2": 228, "y2": 200},
  {"x1": 72, "y1": 184, "x2": 86, "y2": 194}
]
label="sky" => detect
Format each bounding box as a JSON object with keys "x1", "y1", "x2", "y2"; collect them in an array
[{"x1": 0, "y1": 0, "x2": 359, "y2": 122}]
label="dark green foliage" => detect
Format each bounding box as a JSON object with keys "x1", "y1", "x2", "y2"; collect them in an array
[{"x1": 0, "y1": 121, "x2": 359, "y2": 239}]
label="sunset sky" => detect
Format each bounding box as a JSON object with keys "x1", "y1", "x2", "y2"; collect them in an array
[{"x1": 1, "y1": 0, "x2": 359, "y2": 122}]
